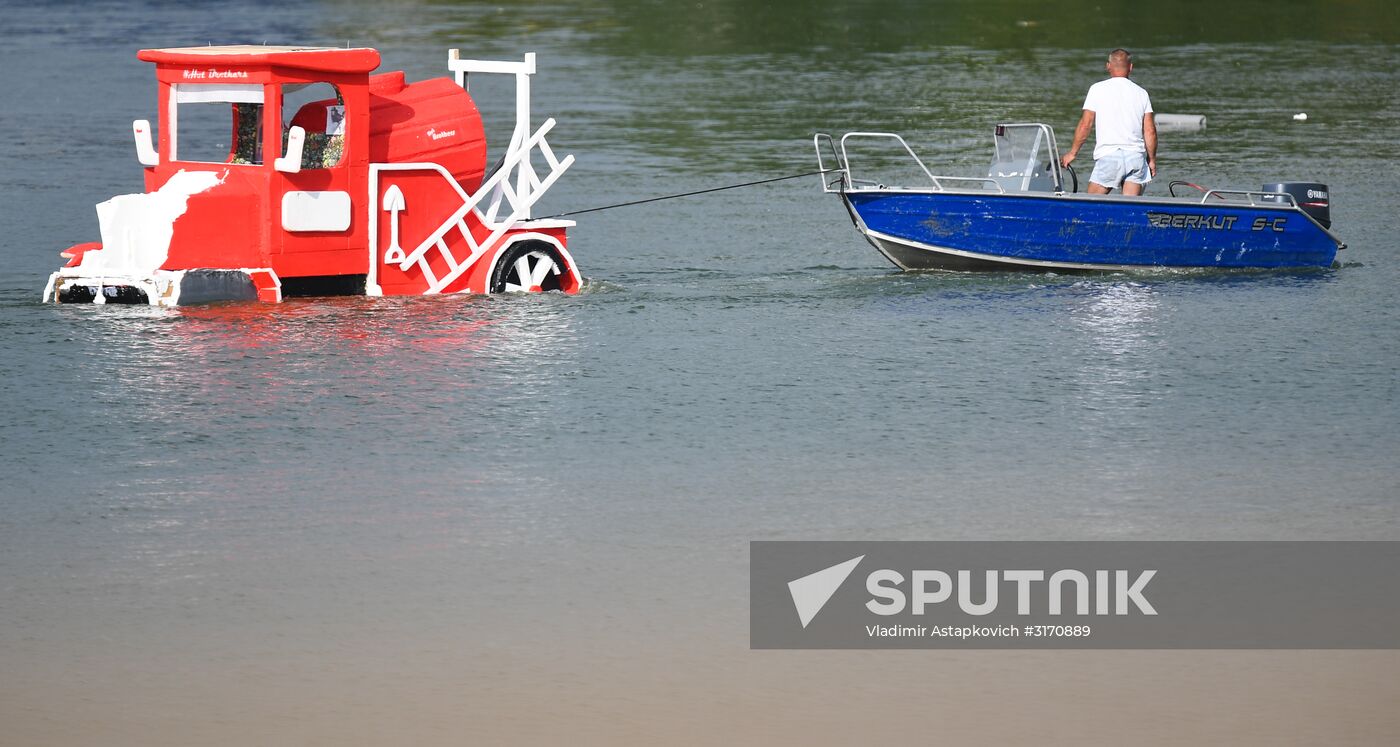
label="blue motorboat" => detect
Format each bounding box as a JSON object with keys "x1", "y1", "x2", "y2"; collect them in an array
[{"x1": 814, "y1": 124, "x2": 1344, "y2": 271}]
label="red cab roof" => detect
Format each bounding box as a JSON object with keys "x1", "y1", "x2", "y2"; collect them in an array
[{"x1": 138, "y1": 45, "x2": 381, "y2": 74}]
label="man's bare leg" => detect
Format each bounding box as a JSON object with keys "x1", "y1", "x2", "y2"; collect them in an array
[
  {"x1": 1088, "y1": 181, "x2": 1112, "y2": 194},
  {"x1": 1122, "y1": 180, "x2": 1145, "y2": 196}
]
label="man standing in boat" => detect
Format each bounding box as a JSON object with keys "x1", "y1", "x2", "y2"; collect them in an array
[{"x1": 1061, "y1": 49, "x2": 1157, "y2": 196}]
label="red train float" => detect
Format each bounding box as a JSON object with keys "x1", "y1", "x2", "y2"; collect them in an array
[{"x1": 44, "y1": 45, "x2": 580, "y2": 305}]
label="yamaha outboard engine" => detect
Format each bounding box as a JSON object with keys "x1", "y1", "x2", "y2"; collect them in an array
[{"x1": 1262, "y1": 182, "x2": 1331, "y2": 228}]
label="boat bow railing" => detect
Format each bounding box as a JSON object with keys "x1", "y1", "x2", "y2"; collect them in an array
[
  {"x1": 813, "y1": 132, "x2": 1003, "y2": 194},
  {"x1": 813, "y1": 133, "x2": 847, "y2": 192}
]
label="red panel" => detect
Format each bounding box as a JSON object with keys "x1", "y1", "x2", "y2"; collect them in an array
[
  {"x1": 162, "y1": 168, "x2": 267, "y2": 270},
  {"x1": 369, "y1": 79, "x2": 487, "y2": 192},
  {"x1": 373, "y1": 170, "x2": 490, "y2": 295},
  {"x1": 272, "y1": 73, "x2": 370, "y2": 278},
  {"x1": 246, "y1": 269, "x2": 282, "y2": 302}
]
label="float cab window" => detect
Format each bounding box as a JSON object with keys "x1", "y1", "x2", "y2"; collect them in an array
[
  {"x1": 281, "y1": 82, "x2": 345, "y2": 169},
  {"x1": 169, "y1": 83, "x2": 264, "y2": 164}
]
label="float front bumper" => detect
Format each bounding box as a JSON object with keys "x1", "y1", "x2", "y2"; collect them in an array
[{"x1": 43, "y1": 268, "x2": 282, "y2": 306}]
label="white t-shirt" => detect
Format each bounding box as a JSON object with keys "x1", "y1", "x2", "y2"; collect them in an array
[{"x1": 1083, "y1": 77, "x2": 1153, "y2": 159}]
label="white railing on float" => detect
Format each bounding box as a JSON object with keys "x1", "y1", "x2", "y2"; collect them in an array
[{"x1": 366, "y1": 52, "x2": 574, "y2": 296}]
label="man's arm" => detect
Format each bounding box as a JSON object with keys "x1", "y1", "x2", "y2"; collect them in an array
[
  {"x1": 1061, "y1": 109, "x2": 1095, "y2": 168},
  {"x1": 1143, "y1": 112, "x2": 1157, "y2": 177}
]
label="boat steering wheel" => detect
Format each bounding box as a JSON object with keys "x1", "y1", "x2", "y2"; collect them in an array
[{"x1": 1050, "y1": 161, "x2": 1079, "y2": 193}]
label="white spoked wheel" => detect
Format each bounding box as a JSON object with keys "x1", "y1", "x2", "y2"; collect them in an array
[
  {"x1": 504, "y1": 253, "x2": 557, "y2": 292},
  {"x1": 491, "y1": 242, "x2": 567, "y2": 293}
]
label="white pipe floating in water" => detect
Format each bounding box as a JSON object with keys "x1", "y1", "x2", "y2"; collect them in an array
[{"x1": 1155, "y1": 113, "x2": 1207, "y2": 131}]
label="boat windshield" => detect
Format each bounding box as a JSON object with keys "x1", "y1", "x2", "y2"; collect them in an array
[{"x1": 987, "y1": 123, "x2": 1063, "y2": 193}]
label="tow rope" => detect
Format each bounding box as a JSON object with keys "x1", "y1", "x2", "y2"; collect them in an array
[{"x1": 542, "y1": 169, "x2": 836, "y2": 219}]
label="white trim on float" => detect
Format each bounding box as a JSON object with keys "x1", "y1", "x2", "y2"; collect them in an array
[
  {"x1": 173, "y1": 83, "x2": 265, "y2": 104},
  {"x1": 282, "y1": 190, "x2": 352, "y2": 232}
]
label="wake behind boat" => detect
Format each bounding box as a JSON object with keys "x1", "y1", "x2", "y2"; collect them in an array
[{"x1": 815, "y1": 124, "x2": 1344, "y2": 271}]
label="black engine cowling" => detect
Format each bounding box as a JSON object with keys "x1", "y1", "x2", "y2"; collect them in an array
[{"x1": 1262, "y1": 182, "x2": 1331, "y2": 228}]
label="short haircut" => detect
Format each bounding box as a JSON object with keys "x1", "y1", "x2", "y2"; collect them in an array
[{"x1": 1108, "y1": 48, "x2": 1132, "y2": 67}]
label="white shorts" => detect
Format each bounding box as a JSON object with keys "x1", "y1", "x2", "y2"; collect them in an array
[{"x1": 1090, "y1": 151, "x2": 1151, "y2": 188}]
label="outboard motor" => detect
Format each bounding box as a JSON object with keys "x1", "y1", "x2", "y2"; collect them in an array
[{"x1": 1262, "y1": 182, "x2": 1331, "y2": 228}]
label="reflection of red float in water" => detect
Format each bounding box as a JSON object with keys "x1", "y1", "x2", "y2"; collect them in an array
[{"x1": 44, "y1": 46, "x2": 580, "y2": 306}]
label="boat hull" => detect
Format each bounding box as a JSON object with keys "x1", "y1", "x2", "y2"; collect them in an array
[{"x1": 844, "y1": 190, "x2": 1341, "y2": 271}]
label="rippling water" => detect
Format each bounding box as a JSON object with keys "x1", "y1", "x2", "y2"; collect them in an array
[{"x1": 3, "y1": 1, "x2": 1399, "y2": 743}]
